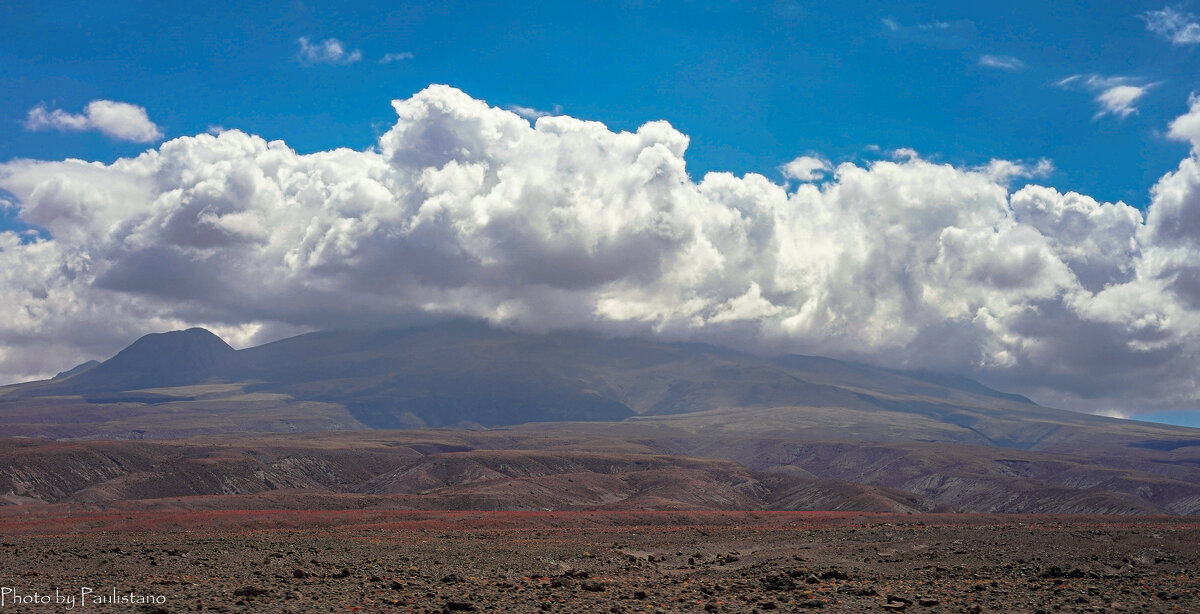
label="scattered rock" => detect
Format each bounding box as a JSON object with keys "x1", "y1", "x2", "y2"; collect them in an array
[
  {"x1": 761, "y1": 574, "x2": 796, "y2": 591},
  {"x1": 580, "y1": 580, "x2": 606, "y2": 592},
  {"x1": 0, "y1": 514, "x2": 1193, "y2": 613},
  {"x1": 819, "y1": 569, "x2": 849, "y2": 580}
]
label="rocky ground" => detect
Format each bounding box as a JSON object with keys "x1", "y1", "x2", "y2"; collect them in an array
[{"x1": 0, "y1": 510, "x2": 1196, "y2": 613}]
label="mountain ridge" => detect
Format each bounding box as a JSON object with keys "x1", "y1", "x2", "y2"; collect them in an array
[
  {"x1": 11, "y1": 322, "x2": 1058, "y2": 432},
  {"x1": 2, "y1": 322, "x2": 1200, "y2": 514},
  {"x1": 2, "y1": 322, "x2": 1178, "y2": 444}
]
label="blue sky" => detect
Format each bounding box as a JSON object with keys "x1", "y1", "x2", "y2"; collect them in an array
[
  {"x1": 3, "y1": 1, "x2": 1198, "y2": 213},
  {"x1": 4, "y1": 1, "x2": 1200, "y2": 424}
]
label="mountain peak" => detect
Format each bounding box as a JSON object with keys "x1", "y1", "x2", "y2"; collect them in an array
[
  {"x1": 53, "y1": 328, "x2": 236, "y2": 393},
  {"x1": 122, "y1": 327, "x2": 232, "y2": 353},
  {"x1": 108, "y1": 327, "x2": 234, "y2": 368}
]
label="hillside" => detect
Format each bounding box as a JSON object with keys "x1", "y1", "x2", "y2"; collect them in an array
[
  {"x1": 5, "y1": 428, "x2": 1197, "y2": 514},
  {"x1": 2, "y1": 322, "x2": 1200, "y2": 514}
]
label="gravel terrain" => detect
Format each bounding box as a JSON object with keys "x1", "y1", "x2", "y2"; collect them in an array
[{"x1": 0, "y1": 510, "x2": 1196, "y2": 613}]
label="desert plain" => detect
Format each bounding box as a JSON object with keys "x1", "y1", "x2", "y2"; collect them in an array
[{"x1": 0, "y1": 507, "x2": 1197, "y2": 613}]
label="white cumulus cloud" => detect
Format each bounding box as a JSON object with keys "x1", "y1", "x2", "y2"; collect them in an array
[
  {"x1": 977, "y1": 158, "x2": 1054, "y2": 184},
  {"x1": 24, "y1": 100, "x2": 163, "y2": 142},
  {"x1": 780, "y1": 156, "x2": 832, "y2": 181},
  {"x1": 1142, "y1": 6, "x2": 1200, "y2": 45},
  {"x1": 1096, "y1": 85, "x2": 1151, "y2": 118},
  {"x1": 297, "y1": 37, "x2": 362, "y2": 65},
  {"x1": 1167, "y1": 92, "x2": 1200, "y2": 147},
  {"x1": 3, "y1": 86, "x2": 1200, "y2": 416},
  {"x1": 1056, "y1": 74, "x2": 1156, "y2": 119},
  {"x1": 507, "y1": 104, "x2": 563, "y2": 121}
]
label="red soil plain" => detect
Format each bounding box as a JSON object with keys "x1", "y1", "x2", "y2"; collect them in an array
[{"x1": 0, "y1": 506, "x2": 1197, "y2": 613}]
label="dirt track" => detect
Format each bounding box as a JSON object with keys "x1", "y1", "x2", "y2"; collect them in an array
[{"x1": 0, "y1": 510, "x2": 1196, "y2": 613}]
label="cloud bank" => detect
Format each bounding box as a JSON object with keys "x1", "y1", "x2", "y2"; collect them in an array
[
  {"x1": 2, "y1": 85, "x2": 1200, "y2": 414},
  {"x1": 24, "y1": 100, "x2": 163, "y2": 142}
]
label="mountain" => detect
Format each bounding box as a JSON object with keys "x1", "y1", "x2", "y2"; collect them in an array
[
  {"x1": 2, "y1": 321, "x2": 1200, "y2": 514},
  {"x1": 1, "y1": 322, "x2": 1194, "y2": 449},
  {"x1": 3, "y1": 321, "x2": 1174, "y2": 448},
  {"x1": 19, "y1": 328, "x2": 236, "y2": 397}
]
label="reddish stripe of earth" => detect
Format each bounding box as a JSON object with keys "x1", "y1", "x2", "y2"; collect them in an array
[{"x1": 1, "y1": 507, "x2": 1197, "y2": 536}]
